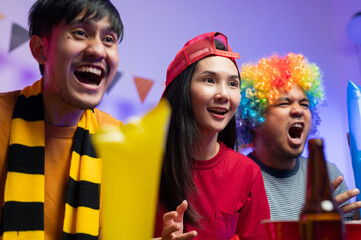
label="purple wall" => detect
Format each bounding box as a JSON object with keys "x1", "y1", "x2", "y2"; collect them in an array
[{"x1": 1, "y1": 0, "x2": 360, "y2": 195}]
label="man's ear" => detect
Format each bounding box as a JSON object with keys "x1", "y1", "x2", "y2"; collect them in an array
[{"x1": 29, "y1": 35, "x2": 47, "y2": 64}]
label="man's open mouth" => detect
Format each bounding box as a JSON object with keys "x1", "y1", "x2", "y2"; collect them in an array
[
  {"x1": 288, "y1": 123, "x2": 304, "y2": 139},
  {"x1": 74, "y1": 66, "x2": 105, "y2": 86}
]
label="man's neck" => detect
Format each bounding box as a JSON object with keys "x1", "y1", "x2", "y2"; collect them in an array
[
  {"x1": 252, "y1": 149, "x2": 297, "y2": 170},
  {"x1": 43, "y1": 91, "x2": 84, "y2": 127}
]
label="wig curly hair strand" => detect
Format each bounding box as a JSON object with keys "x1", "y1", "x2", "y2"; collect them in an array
[{"x1": 236, "y1": 53, "x2": 325, "y2": 147}]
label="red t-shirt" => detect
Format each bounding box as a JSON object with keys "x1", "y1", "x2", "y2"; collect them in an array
[{"x1": 154, "y1": 142, "x2": 270, "y2": 240}]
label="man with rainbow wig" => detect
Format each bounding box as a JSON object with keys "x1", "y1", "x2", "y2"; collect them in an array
[{"x1": 236, "y1": 53, "x2": 361, "y2": 220}]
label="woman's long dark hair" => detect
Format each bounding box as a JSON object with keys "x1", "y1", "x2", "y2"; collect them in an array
[{"x1": 159, "y1": 39, "x2": 239, "y2": 227}]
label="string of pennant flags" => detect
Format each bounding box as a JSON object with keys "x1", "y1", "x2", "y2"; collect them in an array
[{"x1": 1, "y1": 13, "x2": 159, "y2": 104}]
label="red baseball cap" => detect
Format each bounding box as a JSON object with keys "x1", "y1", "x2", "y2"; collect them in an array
[{"x1": 165, "y1": 32, "x2": 241, "y2": 90}]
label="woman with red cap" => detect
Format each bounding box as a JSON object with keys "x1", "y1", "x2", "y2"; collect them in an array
[{"x1": 154, "y1": 32, "x2": 270, "y2": 240}]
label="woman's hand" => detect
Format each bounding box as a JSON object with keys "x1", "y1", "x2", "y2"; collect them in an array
[{"x1": 161, "y1": 200, "x2": 197, "y2": 240}]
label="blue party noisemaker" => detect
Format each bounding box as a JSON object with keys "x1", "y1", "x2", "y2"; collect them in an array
[{"x1": 347, "y1": 80, "x2": 361, "y2": 197}]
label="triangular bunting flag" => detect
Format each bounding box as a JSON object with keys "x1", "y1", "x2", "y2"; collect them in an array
[
  {"x1": 134, "y1": 76, "x2": 154, "y2": 103},
  {"x1": 107, "y1": 71, "x2": 122, "y2": 93},
  {"x1": 9, "y1": 23, "x2": 29, "y2": 52},
  {"x1": 0, "y1": 13, "x2": 5, "y2": 21}
]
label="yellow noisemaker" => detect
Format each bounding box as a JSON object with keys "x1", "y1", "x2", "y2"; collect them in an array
[{"x1": 92, "y1": 100, "x2": 171, "y2": 239}]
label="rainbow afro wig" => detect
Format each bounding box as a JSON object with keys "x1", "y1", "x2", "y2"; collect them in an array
[{"x1": 236, "y1": 53, "x2": 325, "y2": 146}]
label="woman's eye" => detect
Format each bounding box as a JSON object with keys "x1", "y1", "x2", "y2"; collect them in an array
[
  {"x1": 204, "y1": 78, "x2": 214, "y2": 83},
  {"x1": 229, "y1": 81, "x2": 239, "y2": 88}
]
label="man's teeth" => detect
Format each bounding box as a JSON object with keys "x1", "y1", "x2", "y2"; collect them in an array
[
  {"x1": 293, "y1": 123, "x2": 303, "y2": 128},
  {"x1": 77, "y1": 66, "x2": 101, "y2": 76}
]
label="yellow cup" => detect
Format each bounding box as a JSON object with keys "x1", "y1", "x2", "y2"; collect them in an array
[{"x1": 92, "y1": 100, "x2": 171, "y2": 239}]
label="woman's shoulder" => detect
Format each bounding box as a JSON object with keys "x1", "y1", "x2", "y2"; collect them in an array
[{"x1": 220, "y1": 142, "x2": 261, "y2": 171}]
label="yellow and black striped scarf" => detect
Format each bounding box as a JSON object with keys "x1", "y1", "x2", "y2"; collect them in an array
[{"x1": 1, "y1": 79, "x2": 101, "y2": 240}]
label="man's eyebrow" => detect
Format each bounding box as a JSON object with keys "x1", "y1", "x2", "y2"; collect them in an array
[
  {"x1": 69, "y1": 18, "x2": 117, "y2": 34},
  {"x1": 277, "y1": 97, "x2": 310, "y2": 102},
  {"x1": 69, "y1": 18, "x2": 90, "y2": 26},
  {"x1": 275, "y1": 97, "x2": 289, "y2": 102}
]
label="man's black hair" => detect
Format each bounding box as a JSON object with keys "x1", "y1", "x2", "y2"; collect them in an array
[{"x1": 28, "y1": 0, "x2": 124, "y2": 75}]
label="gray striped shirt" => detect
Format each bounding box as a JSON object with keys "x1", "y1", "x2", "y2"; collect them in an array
[{"x1": 248, "y1": 154, "x2": 352, "y2": 221}]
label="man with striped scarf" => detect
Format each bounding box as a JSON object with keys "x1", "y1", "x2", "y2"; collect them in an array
[{"x1": 0, "y1": 0, "x2": 124, "y2": 239}]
